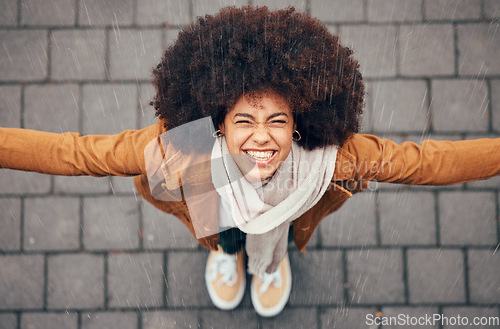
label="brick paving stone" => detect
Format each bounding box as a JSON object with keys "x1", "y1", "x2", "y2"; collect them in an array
[
  {"x1": 367, "y1": 0, "x2": 422, "y2": 23},
  {"x1": 484, "y1": 0, "x2": 500, "y2": 19},
  {"x1": 381, "y1": 306, "x2": 439, "y2": 329},
  {"x1": 81, "y1": 312, "x2": 138, "y2": 329},
  {"x1": 136, "y1": 0, "x2": 191, "y2": 26},
  {"x1": 378, "y1": 134, "x2": 406, "y2": 144},
  {"x1": 137, "y1": 0, "x2": 191, "y2": 25},
  {"x1": 424, "y1": 0, "x2": 481, "y2": 20},
  {"x1": 467, "y1": 249, "x2": 500, "y2": 303},
  {"x1": 260, "y1": 308, "x2": 317, "y2": 329},
  {"x1": 438, "y1": 191, "x2": 496, "y2": 246},
  {"x1": 492, "y1": 80, "x2": 500, "y2": 132},
  {"x1": 367, "y1": 80, "x2": 429, "y2": 132},
  {"x1": 0, "y1": 30, "x2": 48, "y2": 81},
  {"x1": 339, "y1": 25, "x2": 398, "y2": 78},
  {"x1": 110, "y1": 176, "x2": 136, "y2": 194},
  {"x1": 0, "y1": 255, "x2": 44, "y2": 309},
  {"x1": 21, "y1": 0, "x2": 76, "y2": 26},
  {"x1": 47, "y1": 254, "x2": 105, "y2": 309},
  {"x1": 24, "y1": 196, "x2": 80, "y2": 251},
  {"x1": 0, "y1": 313, "x2": 17, "y2": 329},
  {"x1": 457, "y1": 24, "x2": 500, "y2": 76},
  {"x1": 20, "y1": 313, "x2": 78, "y2": 329},
  {"x1": 311, "y1": 0, "x2": 364, "y2": 23},
  {"x1": 54, "y1": 176, "x2": 111, "y2": 194},
  {"x1": 1, "y1": 0, "x2": 500, "y2": 323},
  {"x1": 288, "y1": 250, "x2": 344, "y2": 306},
  {"x1": 82, "y1": 196, "x2": 140, "y2": 250},
  {"x1": 165, "y1": 251, "x2": 213, "y2": 307},
  {"x1": 81, "y1": 312, "x2": 137, "y2": 329},
  {"x1": 138, "y1": 83, "x2": 157, "y2": 128},
  {"x1": 302, "y1": 223, "x2": 320, "y2": 248},
  {"x1": 412, "y1": 183, "x2": 468, "y2": 192},
  {"x1": 347, "y1": 248, "x2": 405, "y2": 304},
  {"x1": 399, "y1": 24, "x2": 455, "y2": 76},
  {"x1": 192, "y1": 0, "x2": 248, "y2": 18},
  {"x1": 51, "y1": 30, "x2": 106, "y2": 81},
  {"x1": 465, "y1": 133, "x2": 500, "y2": 139},
  {"x1": 82, "y1": 84, "x2": 137, "y2": 135},
  {"x1": 0, "y1": 0, "x2": 18, "y2": 26},
  {"x1": 142, "y1": 202, "x2": 198, "y2": 250},
  {"x1": 431, "y1": 79, "x2": 489, "y2": 132},
  {"x1": 327, "y1": 25, "x2": 338, "y2": 36},
  {"x1": 405, "y1": 133, "x2": 464, "y2": 143},
  {"x1": 361, "y1": 101, "x2": 375, "y2": 132},
  {"x1": 372, "y1": 181, "x2": 407, "y2": 192},
  {"x1": 0, "y1": 171, "x2": 50, "y2": 195},
  {"x1": 379, "y1": 191, "x2": 436, "y2": 246},
  {"x1": 108, "y1": 253, "x2": 164, "y2": 308},
  {"x1": 109, "y1": 29, "x2": 163, "y2": 80},
  {"x1": 441, "y1": 306, "x2": 500, "y2": 329},
  {"x1": 0, "y1": 198, "x2": 20, "y2": 251},
  {"x1": 78, "y1": 0, "x2": 134, "y2": 26},
  {"x1": 253, "y1": 0, "x2": 307, "y2": 12},
  {"x1": 407, "y1": 248, "x2": 466, "y2": 303},
  {"x1": 0, "y1": 85, "x2": 21, "y2": 128},
  {"x1": 24, "y1": 84, "x2": 80, "y2": 133},
  {"x1": 466, "y1": 175, "x2": 500, "y2": 189},
  {"x1": 201, "y1": 309, "x2": 258, "y2": 329},
  {"x1": 320, "y1": 192, "x2": 377, "y2": 247},
  {"x1": 164, "y1": 28, "x2": 180, "y2": 47},
  {"x1": 320, "y1": 307, "x2": 379, "y2": 329},
  {"x1": 142, "y1": 310, "x2": 200, "y2": 329}
]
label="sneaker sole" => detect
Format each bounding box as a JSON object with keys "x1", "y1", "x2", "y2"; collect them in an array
[
  {"x1": 205, "y1": 253, "x2": 246, "y2": 310},
  {"x1": 205, "y1": 276, "x2": 246, "y2": 310},
  {"x1": 250, "y1": 255, "x2": 292, "y2": 317}
]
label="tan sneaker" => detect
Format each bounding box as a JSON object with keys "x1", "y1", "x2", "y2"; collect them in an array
[
  {"x1": 205, "y1": 247, "x2": 246, "y2": 310},
  {"x1": 250, "y1": 254, "x2": 292, "y2": 317}
]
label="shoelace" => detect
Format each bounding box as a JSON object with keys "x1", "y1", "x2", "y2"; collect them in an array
[
  {"x1": 258, "y1": 268, "x2": 282, "y2": 295},
  {"x1": 206, "y1": 253, "x2": 238, "y2": 286}
]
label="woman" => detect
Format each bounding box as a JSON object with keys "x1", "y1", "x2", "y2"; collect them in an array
[{"x1": 1, "y1": 6, "x2": 499, "y2": 317}]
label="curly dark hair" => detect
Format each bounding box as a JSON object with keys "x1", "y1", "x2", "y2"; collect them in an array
[{"x1": 151, "y1": 6, "x2": 364, "y2": 149}]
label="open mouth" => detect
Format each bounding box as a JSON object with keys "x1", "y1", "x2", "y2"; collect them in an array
[{"x1": 244, "y1": 150, "x2": 277, "y2": 162}]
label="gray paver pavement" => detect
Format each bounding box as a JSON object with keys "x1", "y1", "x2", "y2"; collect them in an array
[{"x1": 0, "y1": 0, "x2": 499, "y2": 328}]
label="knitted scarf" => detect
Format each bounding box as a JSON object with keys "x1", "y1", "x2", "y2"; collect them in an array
[{"x1": 211, "y1": 137, "x2": 337, "y2": 277}]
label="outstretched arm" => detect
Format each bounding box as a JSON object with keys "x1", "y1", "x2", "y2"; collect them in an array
[
  {"x1": 342, "y1": 134, "x2": 500, "y2": 186},
  {"x1": 0, "y1": 123, "x2": 159, "y2": 177}
]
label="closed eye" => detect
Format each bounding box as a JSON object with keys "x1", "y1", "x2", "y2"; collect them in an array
[{"x1": 268, "y1": 120, "x2": 288, "y2": 127}]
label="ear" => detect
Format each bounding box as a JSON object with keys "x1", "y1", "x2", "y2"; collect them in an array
[{"x1": 218, "y1": 122, "x2": 225, "y2": 134}]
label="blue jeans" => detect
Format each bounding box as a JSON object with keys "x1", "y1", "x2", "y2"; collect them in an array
[{"x1": 218, "y1": 226, "x2": 295, "y2": 254}]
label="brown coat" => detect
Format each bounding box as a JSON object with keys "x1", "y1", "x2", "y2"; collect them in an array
[{"x1": 2, "y1": 119, "x2": 500, "y2": 251}]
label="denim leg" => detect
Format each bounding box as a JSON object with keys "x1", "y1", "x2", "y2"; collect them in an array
[
  {"x1": 218, "y1": 227, "x2": 246, "y2": 254},
  {"x1": 218, "y1": 225, "x2": 295, "y2": 255}
]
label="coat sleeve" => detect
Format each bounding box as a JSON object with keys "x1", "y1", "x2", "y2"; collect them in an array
[
  {"x1": 0, "y1": 123, "x2": 160, "y2": 177},
  {"x1": 342, "y1": 134, "x2": 500, "y2": 186}
]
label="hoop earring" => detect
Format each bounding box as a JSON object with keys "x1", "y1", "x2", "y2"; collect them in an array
[
  {"x1": 292, "y1": 130, "x2": 301, "y2": 141},
  {"x1": 213, "y1": 130, "x2": 224, "y2": 138}
]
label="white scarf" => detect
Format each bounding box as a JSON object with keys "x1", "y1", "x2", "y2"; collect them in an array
[{"x1": 211, "y1": 137, "x2": 337, "y2": 276}]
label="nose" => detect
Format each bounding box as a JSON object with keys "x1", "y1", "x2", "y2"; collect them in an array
[{"x1": 252, "y1": 125, "x2": 271, "y2": 144}]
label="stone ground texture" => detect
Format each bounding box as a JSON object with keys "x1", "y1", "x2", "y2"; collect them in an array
[{"x1": 1, "y1": 0, "x2": 499, "y2": 328}]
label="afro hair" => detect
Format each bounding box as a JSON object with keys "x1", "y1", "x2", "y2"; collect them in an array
[{"x1": 151, "y1": 6, "x2": 364, "y2": 149}]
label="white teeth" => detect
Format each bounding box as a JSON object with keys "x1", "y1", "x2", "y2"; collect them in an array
[{"x1": 246, "y1": 150, "x2": 274, "y2": 160}]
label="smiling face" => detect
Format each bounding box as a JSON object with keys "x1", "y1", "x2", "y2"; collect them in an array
[{"x1": 219, "y1": 90, "x2": 295, "y2": 182}]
